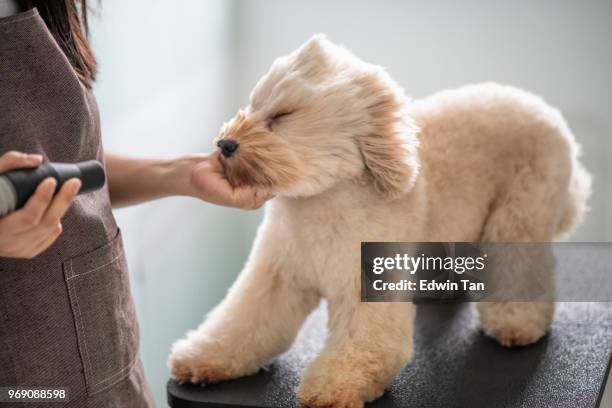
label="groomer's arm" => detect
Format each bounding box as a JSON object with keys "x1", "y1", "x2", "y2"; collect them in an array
[{"x1": 105, "y1": 153, "x2": 271, "y2": 209}]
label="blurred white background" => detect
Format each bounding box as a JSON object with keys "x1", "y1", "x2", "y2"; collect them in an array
[{"x1": 90, "y1": 0, "x2": 611, "y2": 405}]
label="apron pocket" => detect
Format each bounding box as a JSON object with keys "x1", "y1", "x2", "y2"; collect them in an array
[{"x1": 63, "y1": 229, "x2": 139, "y2": 396}]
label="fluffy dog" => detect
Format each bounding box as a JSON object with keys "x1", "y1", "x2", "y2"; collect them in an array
[{"x1": 169, "y1": 35, "x2": 591, "y2": 407}]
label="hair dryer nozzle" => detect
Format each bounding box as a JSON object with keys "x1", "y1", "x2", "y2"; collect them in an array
[{"x1": 77, "y1": 160, "x2": 106, "y2": 193}]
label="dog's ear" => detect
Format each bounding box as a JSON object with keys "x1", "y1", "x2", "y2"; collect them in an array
[
  {"x1": 300, "y1": 33, "x2": 329, "y2": 52},
  {"x1": 295, "y1": 34, "x2": 333, "y2": 67},
  {"x1": 354, "y1": 70, "x2": 420, "y2": 200}
]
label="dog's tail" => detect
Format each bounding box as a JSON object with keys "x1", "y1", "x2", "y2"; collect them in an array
[{"x1": 555, "y1": 158, "x2": 592, "y2": 239}]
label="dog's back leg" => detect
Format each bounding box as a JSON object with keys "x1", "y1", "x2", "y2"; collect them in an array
[
  {"x1": 476, "y1": 165, "x2": 562, "y2": 347},
  {"x1": 168, "y1": 259, "x2": 320, "y2": 384},
  {"x1": 297, "y1": 299, "x2": 415, "y2": 408}
]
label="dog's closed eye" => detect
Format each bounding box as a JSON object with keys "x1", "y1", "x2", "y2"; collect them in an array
[{"x1": 267, "y1": 111, "x2": 294, "y2": 129}]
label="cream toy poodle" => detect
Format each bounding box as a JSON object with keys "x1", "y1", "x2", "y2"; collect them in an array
[{"x1": 169, "y1": 35, "x2": 591, "y2": 407}]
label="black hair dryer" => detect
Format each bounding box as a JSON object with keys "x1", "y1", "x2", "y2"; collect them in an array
[{"x1": 0, "y1": 160, "x2": 106, "y2": 217}]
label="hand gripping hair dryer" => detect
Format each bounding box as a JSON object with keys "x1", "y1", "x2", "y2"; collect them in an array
[{"x1": 0, "y1": 160, "x2": 106, "y2": 217}]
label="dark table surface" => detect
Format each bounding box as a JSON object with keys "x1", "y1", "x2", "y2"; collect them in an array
[{"x1": 168, "y1": 302, "x2": 612, "y2": 408}]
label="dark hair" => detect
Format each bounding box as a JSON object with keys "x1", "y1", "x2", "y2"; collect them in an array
[{"x1": 17, "y1": 0, "x2": 97, "y2": 88}]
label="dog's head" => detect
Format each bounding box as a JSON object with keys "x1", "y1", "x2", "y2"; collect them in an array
[{"x1": 215, "y1": 34, "x2": 419, "y2": 200}]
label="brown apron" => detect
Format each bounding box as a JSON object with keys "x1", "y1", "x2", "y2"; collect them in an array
[{"x1": 0, "y1": 9, "x2": 153, "y2": 408}]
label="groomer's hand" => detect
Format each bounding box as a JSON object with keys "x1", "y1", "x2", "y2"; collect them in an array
[
  {"x1": 0, "y1": 151, "x2": 81, "y2": 259},
  {"x1": 186, "y1": 153, "x2": 273, "y2": 210}
]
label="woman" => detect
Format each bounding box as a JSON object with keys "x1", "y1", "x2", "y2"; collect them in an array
[{"x1": 0, "y1": 1, "x2": 268, "y2": 406}]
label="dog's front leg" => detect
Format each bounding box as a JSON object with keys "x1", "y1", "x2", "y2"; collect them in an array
[
  {"x1": 168, "y1": 257, "x2": 319, "y2": 384},
  {"x1": 297, "y1": 300, "x2": 415, "y2": 408}
]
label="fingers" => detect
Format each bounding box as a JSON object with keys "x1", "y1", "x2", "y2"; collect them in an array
[
  {"x1": 9, "y1": 178, "x2": 57, "y2": 231},
  {"x1": 232, "y1": 186, "x2": 275, "y2": 210},
  {"x1": 209, "y1": 152, "x2": 225, "y2": 172},
  {"x1": 0, "y1": 178, "x2": 79, "y2": 259},
  {"x1": 188, "y1": 152, "x2": 274, "y2": 209},
  {"x1": 211, "y1": 153, "x2": 274, "y2": 208},
  {"x1": 42, "y1": 178, "x2": 81, "y2": 227},
  {"x1": 251, "y1": 189, "x2": 275, "y2": 209},
  {"x1": 0, "y1": 151, "x2": 43, "y2": 173},
  {"x1": 6, "y1": 178, "x2": 80, "y2": 232}
]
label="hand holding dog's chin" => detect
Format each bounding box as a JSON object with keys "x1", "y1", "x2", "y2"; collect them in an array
[{"x1": 179, "y1": 153, "x2": 272, "y2": 210}]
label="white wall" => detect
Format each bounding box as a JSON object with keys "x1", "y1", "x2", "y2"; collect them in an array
[
  {"x1": 91, "y1": 1, "x2": 262, "y2": 405},
  {"x1": 231, "y1": 0, "x2": 612, "y2": 241}
]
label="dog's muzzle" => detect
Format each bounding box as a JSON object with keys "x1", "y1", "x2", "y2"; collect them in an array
[{"x1": 217, "y1": 139, "x2": 239, "y2": 158}]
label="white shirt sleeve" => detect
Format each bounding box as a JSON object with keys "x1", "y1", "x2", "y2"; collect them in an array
[{"x1": 0, "y1": 0, "x2": 19, "y2": 18}]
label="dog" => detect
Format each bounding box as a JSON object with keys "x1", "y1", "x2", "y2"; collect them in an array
[{"x1": 168, "y1": 35, "x2": 591, "y2": 408}]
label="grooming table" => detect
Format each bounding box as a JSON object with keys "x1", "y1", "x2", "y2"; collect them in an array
[{"x1": 167, "y1": 302, "x2": 612, "y2": 408}]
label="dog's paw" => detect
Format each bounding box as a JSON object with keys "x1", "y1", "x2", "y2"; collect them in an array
[
  {"x1": 169, "y1": 357, "x2": 233, "y2": 384},
  {"x1": 478, "y1": 301, "x2": 553, "y2": 347},
  {"x1": 491, "y1": 326, "x2": 547, "y2": 347},
  {"x1": 168, "y1": 337, "x2": 251, "y2": 384},
  {"x1": 297, "y1": 378, "x2": 385, "y2": 408},
  {"x1": 297, "y1": 387, "x2": 366, "y2": 408}
]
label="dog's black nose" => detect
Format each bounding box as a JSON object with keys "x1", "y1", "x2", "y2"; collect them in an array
[{"x1": 217, "y1": 139, "x2": 239, "y2": 158}]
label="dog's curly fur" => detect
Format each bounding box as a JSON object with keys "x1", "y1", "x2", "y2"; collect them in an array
[{"x1": 169, "y1": 35, "x2": 591, "y2": 407}]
